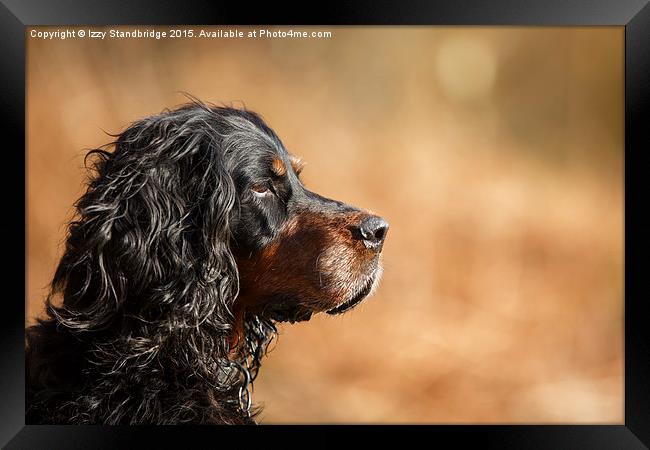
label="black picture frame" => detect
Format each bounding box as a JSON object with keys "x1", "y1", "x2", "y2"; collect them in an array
[{"x1": 1, "y1": 1, "x2": 647, "y2": 448}]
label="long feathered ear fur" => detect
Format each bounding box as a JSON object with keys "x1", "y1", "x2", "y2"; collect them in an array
[
  {"x1": 54, "y1": 105, "x2": 239, "y2": 332},
  {"x1": 26, "y1": 103, "x2": 271, "y2": 424}
]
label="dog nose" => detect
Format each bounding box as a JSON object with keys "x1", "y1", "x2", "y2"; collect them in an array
[{"x1": 357, "y1": 215, "x2": 389, "y2": 251}]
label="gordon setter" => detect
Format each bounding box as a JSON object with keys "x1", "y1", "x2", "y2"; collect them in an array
[{"x1": 26, "y1": 100, "x2": 388, "y2": 425}]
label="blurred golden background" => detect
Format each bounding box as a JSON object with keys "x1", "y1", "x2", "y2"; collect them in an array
[{"x1": 26, "y1": 26, "x2": 623, "y2": 423}]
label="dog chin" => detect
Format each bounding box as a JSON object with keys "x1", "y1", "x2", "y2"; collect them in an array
[
  {"x1": 261, "y1": 265, "x2": 383, "y2": 323},
  {"x1": 325, "y1": 267, "x2": 382, "y2": 316}
]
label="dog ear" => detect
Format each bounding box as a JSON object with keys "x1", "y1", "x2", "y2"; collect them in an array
[{"x1": 47, "y1": 106, "x2": 240, "y2": 346}]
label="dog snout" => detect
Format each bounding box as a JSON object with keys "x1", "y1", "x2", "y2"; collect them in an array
[{"x1": 355, "y1": 215, "x2": 389, "y2": 251}]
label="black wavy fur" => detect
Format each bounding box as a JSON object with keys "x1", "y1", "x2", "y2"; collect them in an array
[{"x1": 26, "y1": 100, "x2": 286, "y2": 424}]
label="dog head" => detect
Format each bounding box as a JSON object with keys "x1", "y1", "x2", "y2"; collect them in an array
[
  {"x1": 53, "y1": 100, "x2": 387, "y2": 342},
  {"x1": 220, "y1": 109, "x2": 388, "y2": 323}
]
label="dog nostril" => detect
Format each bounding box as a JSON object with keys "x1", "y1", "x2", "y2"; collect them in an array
[
  {"x1": 374, "y1": 225, "x2": 387, "y2": 242},
  {"x1": 358, "y1": 215, "x2": 389, "y2": 246}
]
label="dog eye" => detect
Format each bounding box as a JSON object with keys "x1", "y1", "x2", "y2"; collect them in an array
[{"x1": 251, "y1": 184, "x2": 272, "y2": 197}]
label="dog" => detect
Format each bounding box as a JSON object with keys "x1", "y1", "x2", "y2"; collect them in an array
[{"x1": 26, "y1": 100, "x2": 388, "y2": 424}]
